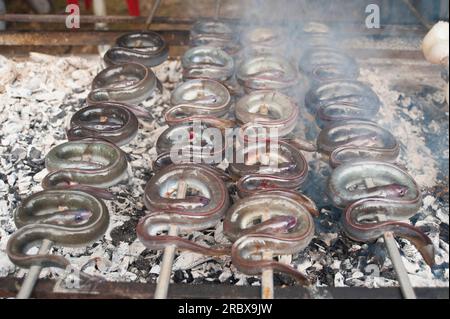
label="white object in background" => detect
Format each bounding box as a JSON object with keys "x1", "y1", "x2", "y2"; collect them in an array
[
  {"x1": 423, "y1": 21, "x2": 449, "y2": 65},
  {"x1": 93, "y1": 0, "x2": 110, "y2": 56},
  {"x1": 93, "y1": 0, "x2": 107, "y2": 30},
  {"x1": 422, "y1": 21, "x2": 449, "y2": 105}
]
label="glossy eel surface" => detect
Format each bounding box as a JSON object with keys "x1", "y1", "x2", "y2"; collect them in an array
[
  {"x1": 229, "y1": 141, "x2": 308, "y2": 198},
  {"x1": 236, "y1": 54, "x2": 299, "y2": 92},
  {"x1": 7, "y1": 189, "x2": 109, "y2": 269},
  {"x1": 304, "y1": 80, "x2": 381, "y2": 126},
  {"x1": 240, "y1": 27, "x2": 285, "y2": 53},
  {"x1": 301, "y1": 23, "x2": 334, "y2": 50},
  {"x1": 182, "y1": 46, "x2": 235, "y2": 82},
  {"x1": 87, "y1": 62, "x2": 159, "y2": 107},
  {"x1": 317, "y1": 120, "x2": 400, "y2": 168},
  {"x1": 43, "y1": 139, "x2": 129, "y2": 199},
  {"x1": 164, "y1": 79, "x2": 235, "y2": 129},
  {"x1": 224, "y1": 190, "x2": 318, "y2": 285},
  {"x1": 235, "y1": 90, "x2": 299, "y2": 138},
  {"x1": 328, "y1": 161, "x2": 435, "y2": 266},
  {"x1": 137, "y1": 164, "x2": 230, "y2": 255},
  {"x1": 155, "y1": 122, "x2": 225, "y2": 169},
  {"x1": 104, "y1": 31, "x2": 169, "y2": 67},
  {"x1": 299, "y1": 47, "x2": 360, "y2": 85},
  {"x1": 190, "y1": 20, "x2": 239, "y2": 54},
  {"x1": 67, "y1": 103, "x2": 139, "y2": 147}
]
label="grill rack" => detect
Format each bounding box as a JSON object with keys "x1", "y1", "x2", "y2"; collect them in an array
[{"x1": 0, "y1": 13, "x2": 448, "y2": 299}]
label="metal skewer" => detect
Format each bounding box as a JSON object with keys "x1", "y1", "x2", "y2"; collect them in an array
[
  {"x1": 400, "y1": 0, "x2": 432, "y2": 30},
  {"x1": 16, "y1": 239, "x2": 53, "y2": 299},
  {"x1": 261, "y1": 209, "x2": 274, "y2": 299},
  {"x1": 364, "y1": 178, "x2": 416, "y2": 299},
  {"x1": 154, "y1": 179, "x2": 186, "y2": 299},
  {"x1": 383, "y1": 231, "x2": 416, "y2": 299},
  {"x1": 259, "y1": 137, "x2": 276, "y2": 299},
  {"x1": 145, "y1": 0, "x2": 162, "y2": 30}
]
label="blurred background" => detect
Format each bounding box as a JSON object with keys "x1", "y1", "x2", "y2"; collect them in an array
[{"x1": 1, "y1": 0, "x2": 449, "y2": 27}]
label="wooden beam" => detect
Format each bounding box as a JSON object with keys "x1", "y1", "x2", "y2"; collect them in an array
[{"x1": 0, "y1": 277, "x2": 448, "y2": 299}]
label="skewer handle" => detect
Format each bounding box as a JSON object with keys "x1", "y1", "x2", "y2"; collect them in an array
[
  {"x1": 154, "y1": 179, "x2": 187, "y2": 299},
  {"x1": 364, "y1": 178, "x2": 416, "y2": 299},
  {"x1": 16, "y1": 239, "x2": 53, "y2": 299},
  {"x1": 154, "y1": 225, "x2": 178, "y2": 299},
  {"x1": 145, "y1": 0, "x2": 162, "y2": 29},
  {"x1": 261, "y1": 211, "x2": 274, "y2": 299},
  {"x1": 261, "y1": 257, "x2": 274, "y2": 299},
  {"x1": 383, "y1": 232, "x2": 417, "y2": 299}
]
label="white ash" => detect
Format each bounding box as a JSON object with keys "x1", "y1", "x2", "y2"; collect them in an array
[
  {"x1": 0, "y1": 52, "x2": 448, "y2": 292},
  {"x1": 342, "y1": 35, "x2": 422, "y2": 51},
  {"x1": 360, "y1": 63, "x2": 441, "y2": 187}
]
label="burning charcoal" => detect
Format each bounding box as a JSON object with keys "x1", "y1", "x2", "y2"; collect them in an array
[
  {"x1": 50, "y1": 110, "x2": 67, "y2": 122},
  {"x1": 110, "y1": 219, "x2": 139, "y2": 246},
  {"x1": 173, "y1": 270, "x2": 185, "y2": 283},
  {"x1": 440, "y1": 224, "x2": 449, "y2": 242},
  {"x1": 273, "y1": 273, "x2": 295, "y2": 287},
  {"x1": 185, "y1": 269, "x2": 195, "y2": 283},
  {"x1": 246, "y1": 277, "x2": 260, "y2": 286}
]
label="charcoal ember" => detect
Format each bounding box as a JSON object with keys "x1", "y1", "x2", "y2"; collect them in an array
[
  {"x1": 173, "y1": 270, "x2": 185, "y2": 283},
  {"x1": 110, "y1": 219, "x2": 139, "y2": 245},
  {"x1": 185, "y1": 269, "x2": 195, "y2": 283},
  {"x1": 50, "y1": 110, "x2": 67, "y2": 122},
  {"x1": 366, "y1": 241, "x2": 388, "y2": 266},
  {"x1": 440, "y1": 223, "x2": 449, "y2": 242},
  {"x1": 356, "y1": 255, "x2": 369, "y2": 272},
  {"x1": 340, "y1": 259, "x2": 353, "y2": 272},
  {"x1": 28, "y1": 146, "x2": 42, "y2": 160},
  {"x1": 246, "y1": 277, "x2": 260, "y2": 286},
  {"x1": 310, "y1": 238, "x2": 329, "y2": 250},
  {"x1": 380, "y1": 269, "x2": 398, "y2": 281},
  {"x1": 226, "y1": 275, "x2": 240, "y2": 285},
  {"x1": 329, "y1": 238, "x2": 350, "y2": 259},
  {"x1": 193, "y1": 277, "x2": 208, "y2": 284},
  {"x1": 319, "y1": 265, "x2": 337, "y2": 286},
  {"x1": 146, "y1": 273, "x2": 158, "y2": 283},
  {"x1": 116, "y1": 194, "x2": 128, "y2": 204},
  {"x1": 273, "y1": 273, "x2": 295, "y2": 286}
]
